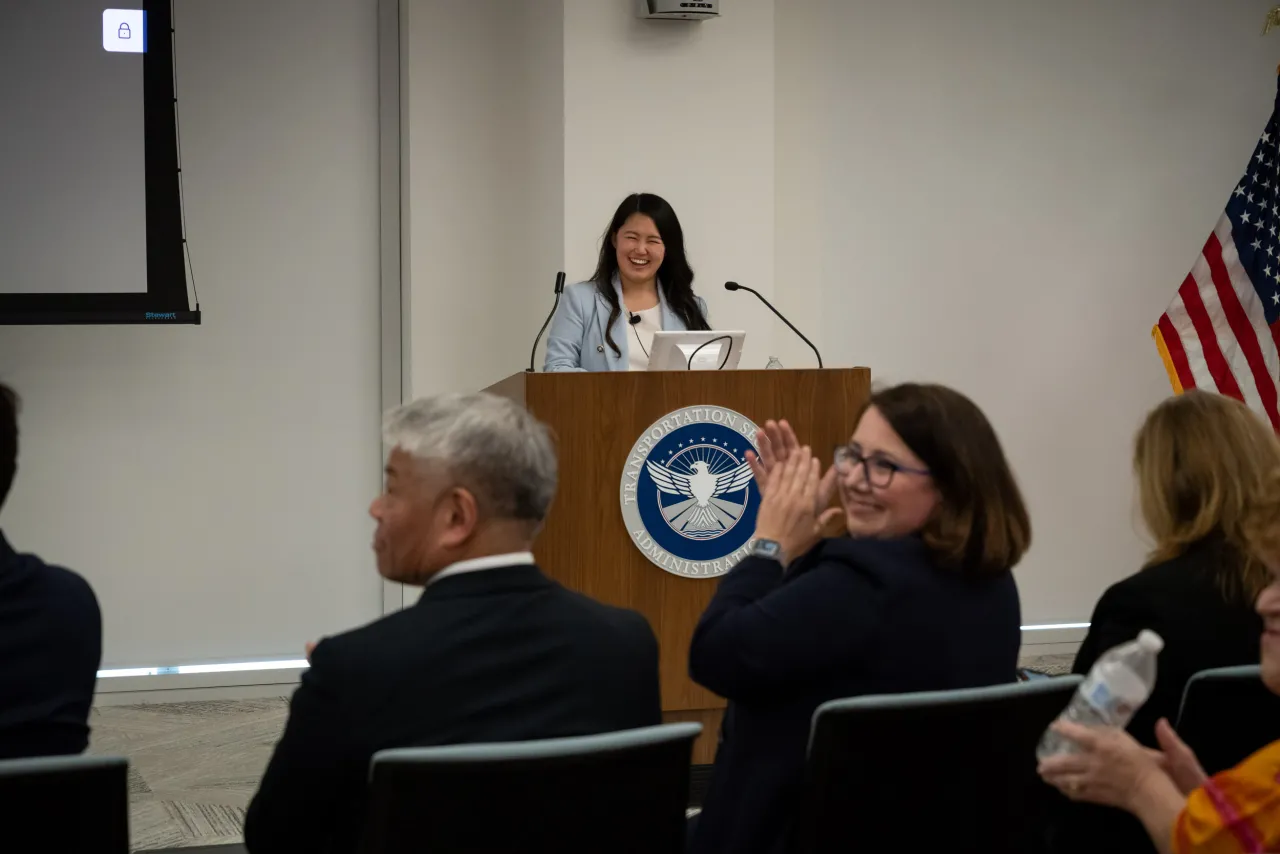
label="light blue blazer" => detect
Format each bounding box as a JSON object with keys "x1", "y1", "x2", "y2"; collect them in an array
[{"x1": 543, "y1": 276, "x2": 709, "y2": 372}]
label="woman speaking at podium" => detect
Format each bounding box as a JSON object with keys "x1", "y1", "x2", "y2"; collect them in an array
[{"x1": 543, "y1": 193, "x2": 710, "y2": 372}]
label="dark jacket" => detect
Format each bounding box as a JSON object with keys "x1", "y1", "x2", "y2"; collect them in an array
[
  {"x1": 0, "y1": 531, "x2": 102, "y2": 760},
  {"x1": 688, "y1": 536, "x2": 1021, "y2": 854},
  {"x1": 1049, "y1": 537, "x2": 1263, "y2": 854},
  {"x1": 243, "y1": 563, "x2": 662, "y2": 854}
]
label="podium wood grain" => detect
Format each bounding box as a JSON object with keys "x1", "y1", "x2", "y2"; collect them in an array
[{"x1": 486, "y1": 368, "x2": 871, "y2": 764}]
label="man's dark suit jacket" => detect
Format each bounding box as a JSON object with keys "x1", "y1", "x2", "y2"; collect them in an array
[
  {"x1": 243, "y1": 563, "x2": 662, "y2": 854},
  {"x1": 688, "y1": 536, "x2": 1021, "y2": 854},
  {"x1": 0, "y1": 530, "x2": 102, "y2": 760},
  {"x1": 1049, "y1": 536, "x2": 1263, "y2": 854}
]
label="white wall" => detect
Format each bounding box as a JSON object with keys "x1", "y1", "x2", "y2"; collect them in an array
[
  {"x1": 0, "y1": 0, "x2": 385, "y2": 668},
  {"x1": 405, "y1": 0, "x2": 563, "y2": 397},
  {"x1": 773, "y1": 0, "x2": 826, "y2": 370},
  {"x1": 405, "y1": 0, "x2": 779, "y2": 383},
  {"x1": 25, "y1": 0, "x2": 1263, "y2": 675},
  {"x1": 777, "y1": 0, "x2": 1279, "y2": 624},
  {"x1": 525, "y1": 2, "x2": 569, "y2": 376},
  {"x1": 562, "y1": 0, "x2": 779, "y2": 368}
]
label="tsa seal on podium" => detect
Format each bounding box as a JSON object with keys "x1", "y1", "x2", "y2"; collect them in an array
[{"x1": 619, "y1": 405, "x2": 762, "y2": 578}]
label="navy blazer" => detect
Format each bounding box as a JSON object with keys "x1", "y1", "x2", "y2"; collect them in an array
[
  {"x1": 689, "y1": 536, "x2": 1021, "y2": 854},
  {"x1": 0, "y1": 531, "x2": 101, "y2": 760},
  {"x1": 543, "y1": 275, "x2": 708, "y2": 372},
  {"x1": 245, "y1": 565, "x2": 661, "y2": 854}
]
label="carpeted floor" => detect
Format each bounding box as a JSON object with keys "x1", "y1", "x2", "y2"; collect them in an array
[
  {"x1": 1023, "y1": 653, "x2": 1074, "y2": 676},
  {"x1": 88, "y1": 652, "x2": 1076, "y2": 850},
  {"x1": 87, "y1": 698, "x2": 289, "y2": 850}
]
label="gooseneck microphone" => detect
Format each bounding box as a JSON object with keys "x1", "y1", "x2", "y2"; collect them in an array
[
  {"x1": 723, "y1": 281, "x2": 823, "y2": 369},
  {"x1": 528, "y1": 272, "x2": 567, "y2": 372}
]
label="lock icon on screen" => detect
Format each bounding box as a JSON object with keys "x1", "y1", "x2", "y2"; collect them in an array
[{"x1": 118, "y1": 22, "x2": 131, "y2": 39}]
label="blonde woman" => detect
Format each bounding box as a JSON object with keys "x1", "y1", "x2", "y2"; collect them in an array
[
  {"x1": 1040, "y1": 461, "x2": 1280, "y2": 854},
  {"x1": 1051, "y1": 391, "x2": 1280, "y2": 854}
]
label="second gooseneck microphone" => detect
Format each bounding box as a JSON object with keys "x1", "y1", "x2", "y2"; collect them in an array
[{"x1": 723, "y1": 281, "x2": 823, "y2": 368}]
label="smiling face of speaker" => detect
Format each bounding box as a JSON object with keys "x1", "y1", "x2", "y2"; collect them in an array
[{"x1": 612, "y1": 213, "x2": 665, "y2": 286}]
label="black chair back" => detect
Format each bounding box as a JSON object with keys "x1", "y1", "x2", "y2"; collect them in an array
[
  {"x1": 1176, "y1": 664, "x2": 1280, "y2": 775},
  {"x1": 790, "y1": 677, "x2": 1081, "y2": 854},
  {"x1": 360, "y1": 723, "x2": 701, "y2": 854},
  {"x1": 0, "y1": 754, "x2": 129, "y2": 852}
]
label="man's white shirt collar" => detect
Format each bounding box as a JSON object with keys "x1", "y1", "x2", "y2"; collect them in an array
[{"x1": 426, "y1": 552, "x2": 535, "y2": 586}]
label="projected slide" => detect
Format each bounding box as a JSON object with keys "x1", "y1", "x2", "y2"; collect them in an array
[{"x1": 0, "y1": 3, "x2": 147, "y2": 295}]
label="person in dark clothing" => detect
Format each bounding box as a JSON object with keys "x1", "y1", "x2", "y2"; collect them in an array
[
  {"x1": 1049, "y1": 390, "x2": 1277, "y2": 854},
  {"x1": 688, "y1": 383, "x2": 1030, "y2": 854},
  {"x1": 0, "y1": 382, "x2": 102, "y2": 760},
  {"x1": 244, "y1": 392, "x2": 661, "y2": 854}
]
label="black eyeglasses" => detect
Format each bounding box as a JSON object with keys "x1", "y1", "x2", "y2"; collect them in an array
[{"x1": 833, "y1": 445, "x2": 930, "y2": 488}]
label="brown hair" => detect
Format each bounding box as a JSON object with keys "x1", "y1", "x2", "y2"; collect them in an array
[
  {"x1": 1244, "y1": 467, "x2": 1280, "y2": 569},
  {"x1": 863, "y1": 383, "x2": 1030, "y2": 576},
  {"x1": 1136, "y1": 390, "x2": 1280, "y2": 602}
]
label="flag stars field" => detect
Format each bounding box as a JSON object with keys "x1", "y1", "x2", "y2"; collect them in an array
[{"x1": 1154, "y1": 90, "x2": 1280, "y2": 432}]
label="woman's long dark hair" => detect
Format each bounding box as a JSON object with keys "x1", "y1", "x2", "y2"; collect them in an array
[{"x1": 591, "y1": 193, "x2": 709, "y2": 356}]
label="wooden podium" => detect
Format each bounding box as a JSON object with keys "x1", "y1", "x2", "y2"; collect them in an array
[{"x1": 487, "y1": 368, "x2": 870, "y2": 764}]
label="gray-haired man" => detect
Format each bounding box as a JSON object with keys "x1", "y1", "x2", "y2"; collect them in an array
[{"x1": 245, "y1": 393, "x2": 661, "y2": 854}]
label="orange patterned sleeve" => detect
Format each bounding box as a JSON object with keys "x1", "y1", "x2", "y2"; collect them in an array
[{"x1": 1173, "y1": 742, "x2": 1280, "y2": 854}]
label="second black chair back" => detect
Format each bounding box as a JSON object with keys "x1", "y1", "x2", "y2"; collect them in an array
[
  {"x1": 1176, "y1": 664, "x2": 1280, "y2": 775},
  {"x1": 0, "y1": 754, "x2": 130, "y2": 853},
  {"x1": 360, "y1": 722, "x2": 701, "y2": 854},
  {"x1": 789, "y1": 677, "x2": 1081, "y2": 854}
]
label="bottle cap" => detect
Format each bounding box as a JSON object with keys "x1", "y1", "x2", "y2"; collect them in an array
[{"x1": 1137, "y1": 629, "x2": 1164, "y2": 653}]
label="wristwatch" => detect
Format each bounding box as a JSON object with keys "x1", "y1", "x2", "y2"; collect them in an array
[{"x1": 750, "y1": 539, "x2": 783, "y2": 562}]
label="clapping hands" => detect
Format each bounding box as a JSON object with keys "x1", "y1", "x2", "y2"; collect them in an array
[
  {"x1": 1152, "y1": 717, "x2": 1209, "y2": 795},
  {"x1": 746, "y1": 420, "x2": 800, "y2": 492},
  {"x1": 749, "y1": 420, "x2": 838, "y2": 521},
  {"x1": 1037, "y1": 717, "x2": 1207, "y2": 809},
  {"x1": 752, "y1": 441, "x2": 842, "y2": 565}
]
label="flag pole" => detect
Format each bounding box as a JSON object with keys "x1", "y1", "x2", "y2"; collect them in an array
[
  {"x1": 1266, "y1": 5, "x2": 1280, "y2": 35},
  {"x1": 1268, "y1": 5, "x2": 1280, "y2": 75}
]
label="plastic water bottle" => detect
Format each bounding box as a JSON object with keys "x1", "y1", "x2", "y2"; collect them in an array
[
  {"x1": 1036, "y1": 629, "x2": 1164, "y2": 759},
  {"x1": 765, "y1": 356, "x2": 784, "y2": 369}
]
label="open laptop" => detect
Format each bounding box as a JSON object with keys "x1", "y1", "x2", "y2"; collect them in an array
[{"x1": 648, "y1": 330, "x2": 746, "y2": 371}]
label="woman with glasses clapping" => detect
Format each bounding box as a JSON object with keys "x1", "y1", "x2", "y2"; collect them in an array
[{"x1": 687, "y1": 383, "x2": 1030, "y2": 854}]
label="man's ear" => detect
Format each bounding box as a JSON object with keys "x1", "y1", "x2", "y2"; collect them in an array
[{"x1": 438, "y1": 486, "x2": 480, "y2": 550}]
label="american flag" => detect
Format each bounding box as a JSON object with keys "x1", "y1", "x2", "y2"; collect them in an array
[{"x1": 1154, "y1": 79, "x2": 1280, "y2": 429}]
